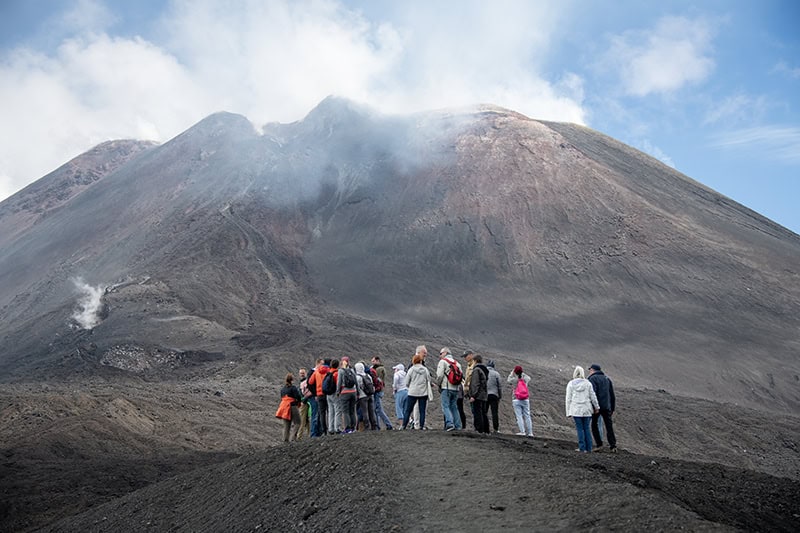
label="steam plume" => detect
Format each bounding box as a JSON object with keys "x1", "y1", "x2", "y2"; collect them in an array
[{"x1": 72, "y1": 278, "x2": 105, "y2": 330}]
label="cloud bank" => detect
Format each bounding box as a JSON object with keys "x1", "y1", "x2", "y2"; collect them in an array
[{"x1": 0, "y1": 0, "x2": 587, "y2": 202}]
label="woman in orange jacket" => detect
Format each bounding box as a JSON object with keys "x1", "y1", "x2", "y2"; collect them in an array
[{"x1": 276, "y1": 373, "x2": 302, "y2": 442}]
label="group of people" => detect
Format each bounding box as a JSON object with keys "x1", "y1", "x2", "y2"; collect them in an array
[{"x1": 276, "y1": 345, "x2": 618, "y2": 454}]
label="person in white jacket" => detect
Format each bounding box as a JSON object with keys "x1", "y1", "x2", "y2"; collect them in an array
[
  {"x1": 565, "y1": 365, "x2": 599, "y2": 452},
  {"x1": 402, "y1": 354, "x2": 432, "y2": 430}
]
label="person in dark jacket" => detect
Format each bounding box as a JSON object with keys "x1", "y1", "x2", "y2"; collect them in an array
[
  {"x1": 469, "y1": 355, "x2": 490, "y2": 434},
  {"x1": 276, "y1": 373, "x2": 302, "y2": 442},
  {"x1": 588, "y1": 364, "x2": 617, "y2": 452}
]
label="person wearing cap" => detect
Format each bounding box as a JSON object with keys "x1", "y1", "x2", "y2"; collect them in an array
[
  {"x1": 508, "y1": 365, "x2": 533, "y2": 436},
  {"x1": 392, "y1": 363, "x2": 408, "y2": 425},
  {"x1": 566, "y1": 365, "x2": 600, "y2": 452},
  {"x1": 485, "y1": 360, "x2": 503, "y2": 433},
  {"x1": 436, "y1": 347, "x2": 463, "y2": 431},
  {"x1": 588, "y1": 364, "x2": 617, "y2": 452}
]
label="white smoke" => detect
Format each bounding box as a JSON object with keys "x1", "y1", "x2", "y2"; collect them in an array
[{"x1": 72, "y1": 278, "x2": 105, "y2": 330}]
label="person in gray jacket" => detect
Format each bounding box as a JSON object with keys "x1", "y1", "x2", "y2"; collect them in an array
[
  {"x1": 436, "y1": 347, "x2": 463, "y2": 431},
  {"x1": 485, "y1": 360, "x2": 503, "y2": 433}
]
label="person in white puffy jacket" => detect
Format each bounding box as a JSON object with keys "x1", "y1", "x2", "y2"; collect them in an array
[{"x1": 565, "y1": 365, "x2": 599, "y2": 452}]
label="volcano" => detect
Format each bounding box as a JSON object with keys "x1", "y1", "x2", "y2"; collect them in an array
[{"x1": 1, "y1": 96, "x2": 797, "y2": 409}]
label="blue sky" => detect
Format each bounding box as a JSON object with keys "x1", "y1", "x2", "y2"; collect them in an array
[{"x1": 1, "y1": 0, "x2": 798, "y2": 233}]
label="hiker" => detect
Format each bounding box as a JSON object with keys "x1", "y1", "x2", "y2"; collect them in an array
[
  {"x1": 588, "y1": 364, "x2": 617, "y2": 452},
  {"x1": 410, "y1": 345, "x2": 430, "y2": 428},
  {"x1": 456, "y1": 382, "x2": 467, "y2": 429},
  {"x1": 469, "y1": 355, "x2": 490, "y2": 434},
  {"x1": 305, "y1": 358, "x2": 324, "y2": 437},
  {"x1": 337, "y1": 357, "x2": 358, "y2": 433},
  {"x1": 462, "y1": 350, "x2": 476, "y2": 416},
  {"x1": 297, "y1": 368, "x2": 311, "y2": 440},
  {"x1": 486, "y1": 360, "x2": 503, "y2": 433},
  {"x1": 326, "y1": 359, "x2": 342, "y2": 434},
  {"x1": 371, "y1": 356, "x2": 394, "y2": 430},
  {"x1": 566, "y1": 365, "x2": 599, "y2": 452},
  {"x1": 355, "y1": 362, "x2": 378, "y2": 430},
  {"x1": 508, "y1": 365, "x2": 533, "y2": 437},
  {"x1": 275, "y1": 373, "x2": 302, "y2": 442},
  {"x1": 402, "y1": 354, "x2": 432, "y2": 430},
  {"x1": 392, "y1": 363, "x2": 408, "y2": 426},
  {"x1": 436, "y1": 347, "x2": 463, "y2": 431}
]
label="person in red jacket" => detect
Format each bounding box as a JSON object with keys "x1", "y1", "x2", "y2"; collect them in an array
[{"x1": 306, "y1": 358, "x2": 329, "y2": 437}]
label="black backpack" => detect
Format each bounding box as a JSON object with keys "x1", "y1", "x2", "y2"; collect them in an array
[
  {"x1": 322, "y1": 372, "x2": 336, "y2": 395},
  {"x1": 341, "y1": 367, "x2": 356, "y2": 388},
  {"x1": 361, "y1": 372, "x2": 375, "y2": 395}
]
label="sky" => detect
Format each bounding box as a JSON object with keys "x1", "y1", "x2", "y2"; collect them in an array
[{"x1": 1, "y1": 0, "x2": 798, "y2": 233}]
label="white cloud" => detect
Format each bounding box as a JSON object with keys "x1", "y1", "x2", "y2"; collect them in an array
[
  {"x1": 711, "y1": 126, "x2": 800, "y2": 163},
  {"x1": 772, "y1": 61, "x2": 800, "y2": 79},
  {"x1": 0, "y1": 0, "x2": 588, "y2": 202},
  {"x1": 606, "y1": 16, "x2": 715, "y2": 97},
  {"x1": 703, "y1": 93, "x2": 769, "y2": 126}
]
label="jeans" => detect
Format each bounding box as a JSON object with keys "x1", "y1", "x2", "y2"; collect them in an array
[
  {"x1": 487, "y1": 394, "x2": 500, "y2": 432},
  {"x1": 472, "y1": 399, "x2": 489, "y2": 433},
  {"x1": 395, "y1": 389, "x2": 408, "y2": 420},
  {"x1": 440, "y1": 389, "x2": 461, "y2": 429},
  {"x1": 374, "y1": 391, "x2": 393, "y2": 429},
  {"x1": 574, "y1": 416, "x2": 593, "y2": 452},
  {"x1": 308, "y1": 397, "x2": 320, "y2": 437},
  {"x1": 316, "y1": 395, "x2": 328, "y2": 435},
  {"x1": 403, "y1": 395, "x2": 428, "y2": 429},
  {"x1": 512, "y1": 399, "x2": 533, "y2": 436},
  {"x1": 339, "y1": 392, "x2": 357, "y2": 431},
  {"x1": 592, "y1": 410, "x2": 616, "y2": 448}
]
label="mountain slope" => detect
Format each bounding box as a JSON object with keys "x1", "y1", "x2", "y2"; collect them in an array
[{"x1": 0, "y1": 98, "x2": 798, "y2": 412}]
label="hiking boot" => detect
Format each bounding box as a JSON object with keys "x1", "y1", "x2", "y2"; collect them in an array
[
  {"x1": 446, "y1": 426, "x2": 455, "y2": 432},
  {"x1": 610, "y1": 447, "x2": 618, "y2": 453}
]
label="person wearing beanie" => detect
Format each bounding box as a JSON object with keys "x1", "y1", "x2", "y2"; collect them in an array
[
  {"x1": 507, "y1": 365, "x2": 533, "y2": 436},
  {"x1": 588, "y1": 364, "x2": 617, "y2": 452},
  {"x1": 566, "y1": 365, "x2": 599, "y2": 452},
  {"x1": 485, "y1": 360, "x2": 503, "y2": 433}
]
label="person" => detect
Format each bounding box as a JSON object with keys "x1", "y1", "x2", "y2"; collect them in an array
[
  {"x1": 337, "y1": 357, "x2": 358, "y2": 433},
  {"x1": 402, "y1": 354, "x2": 432, "y2": 430},
  {"x1": 436, "y1": 347, "x2": 463, "y2": 431},
  {"x1": 355, "y1": 362, "x2": 378, "y2": 431},
  {"x1": 486, "y1": 360, "x2": 503, "y2": 433},
  {"x1": 588, "y1": 364, "x2": 617, "y2": 452},
  {"x1": 371, "y1": 356, "x2": 394, "y2": 430},
  {"x1": 275, "y1": 373, "x2": 302, "y2": 442},
  {"x1": 566, "y1": 365, "x2": 599, "y2": 452},
  {"x1": 305, "y1": 358, "x2": 324, "y2": 437},
  {"x1": 410, "y1": 345, "x2": 429, "y2": 428},
  {"x1": 392, "y1": 363, "x2": 408, "y2": 426},
  {"x1": 456, "y1": 382, "x2": 467, "y2": 429},
  {"x1": 469, "y1": 355, "x2": 490, "y2": 434},
  {"x1": 507, "y1": 365, "x2": 533, "y2": 437},
  {"x1": 327, "y1": 359, "x2": 342, "y2": 434},
  {"x1": 297, "y1": 368, "x2": 311, "y2": 440},
  {"x1": 462, "y1": 349, "x2": 476, "y2": 420}
]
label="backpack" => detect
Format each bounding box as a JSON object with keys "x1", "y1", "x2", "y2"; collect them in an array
[
  {"x1": 300, "y1": 379, "x2": 312, "y2": 399},
  {"x1": 322, "y1": 372, "x2": 336, "y2": 395},
  {"x1": 369, "y1": 367, "x2": 383, "y2": 393},
  {"x1": 341, "y1": 367, "x2": 356, "y2": 388},
  {"x1": 361, "y1": 372, "x2": 375, "y2": 395},
  {"x1": 514, "y1": 377, "x2": 529, "y2": 400},
  {"x1": 446, "y1": 359, "x2": 463, "y2": 386}
]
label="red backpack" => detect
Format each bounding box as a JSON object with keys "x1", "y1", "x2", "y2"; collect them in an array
[{"x1": 446, "y1": 359, "x2": 463, "y2": 385}]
